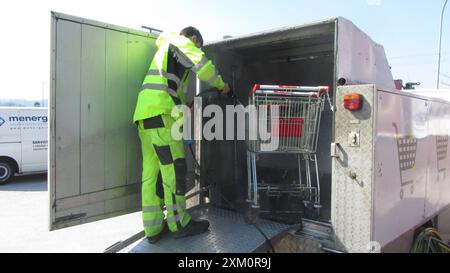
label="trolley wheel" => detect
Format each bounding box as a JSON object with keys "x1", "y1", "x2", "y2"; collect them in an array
[
  {"x1": 313, "y1": 204, "x2": 322, "y2": 219},
  {"x1": 244, "y1": 206, "x2": 260, "y2": 225}
]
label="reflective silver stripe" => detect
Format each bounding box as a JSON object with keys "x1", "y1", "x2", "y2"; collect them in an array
[
  {"x1": 147, "y1": 69, "x2": 160, "y2": 76},
  {"x1": 143, "y1": 218, "x2": 164, "y2": 227},
  {"x1": 207, "y1": 71, "x2": 219, "y2": 86},
  {"x1": 192, "y1": 56, "x2": 209, "y2": 73},
  {"x1": 142, "y1": 206, "x2": 162, "y2": 213},
  {"x1": 170, "y1": 44, "x2": 194, "y2": 68},
  {"x1": 165, "y1": 202, "x2": 186, "y2": 211},
  {"x1": 165, "y1": 73, "x2": 181, "y2": 87},
  {"x1": 166, "y1": 215, "x2": 181, "y2": 223},
  {"x1": 142, "y1": 83, "x2": 178, "y2": 97},
  {"x1": 147, "y1": 69, "x2": 181, "y2": 87},
  {"x1": 165, "y1": 204, "x2": 178, "y2": 211}
]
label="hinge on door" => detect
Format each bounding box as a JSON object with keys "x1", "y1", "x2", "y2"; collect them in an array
[
  {"x1": 54, "y1": 213, "x2": 87, "y2": 224},
  {"x1": 141, "y1": 26, "x2": 162, "y2": 34}
]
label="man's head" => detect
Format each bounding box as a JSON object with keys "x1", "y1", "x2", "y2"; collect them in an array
[{"x1": 180, "y1": 26, "x2": 203, "y2": 48}]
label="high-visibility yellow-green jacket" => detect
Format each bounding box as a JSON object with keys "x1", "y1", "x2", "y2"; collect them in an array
[{"x1": 133, "y1": 32, "x2": 225, "y2": 123}]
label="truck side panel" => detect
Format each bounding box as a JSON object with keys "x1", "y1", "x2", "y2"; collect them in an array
[
  {"x1": 336, "y1": 18, "x2": 394, "y2": 91},
  {"x1": 334, "y1": 85, "x2": 450, "y2": 252},
  {"x1": 373, "y1": 91, "x2": 429, "y2": 248},
  {"x1": 426, "y1": 101, "x2": 450, "y2": 218}
]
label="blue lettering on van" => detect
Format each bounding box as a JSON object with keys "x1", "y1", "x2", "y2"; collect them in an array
[
  {"x1": 0, "y1": 117, "x2": 5, "y2": 127},
  {"x1": 9, "y1": 116, "x2": 48, "y2": 123}
]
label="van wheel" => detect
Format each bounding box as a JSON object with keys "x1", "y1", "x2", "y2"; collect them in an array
[{"x1": 0, "y1": 162, "x2": 14, "y2": 185}]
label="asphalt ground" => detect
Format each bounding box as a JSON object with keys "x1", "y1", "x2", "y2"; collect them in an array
[{"x1": 0, "y1": 173, "x2": 142, "y2": 252}]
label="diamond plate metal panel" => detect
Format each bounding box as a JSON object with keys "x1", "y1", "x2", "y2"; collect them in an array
[
  {"x1": 332, "y1": 85, "x2": 375, "y2": 253},
  {"x1": 121, "y1": 206, "x2": 289, "y2": 253}
]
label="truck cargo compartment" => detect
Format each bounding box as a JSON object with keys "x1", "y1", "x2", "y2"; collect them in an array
[{"x1": 200, "y1": 21, "x2": 336, "y2": 221}]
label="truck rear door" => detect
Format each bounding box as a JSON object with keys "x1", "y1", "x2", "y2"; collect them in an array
[{"x1": 49, "y1": 12, "x2": 158, "y2": 230}]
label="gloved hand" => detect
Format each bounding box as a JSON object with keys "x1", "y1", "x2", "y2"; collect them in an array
[
  {"x1": 221, "y1": 83, "x2": 231, "y2": 95},
  {"x1": 220, "y1": 83, "x2": 235, "y2": 99}
]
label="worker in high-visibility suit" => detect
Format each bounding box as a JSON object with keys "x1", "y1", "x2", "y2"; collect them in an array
[{"x1": 133, "y1": 27, "x2": 230, "y2": 243}]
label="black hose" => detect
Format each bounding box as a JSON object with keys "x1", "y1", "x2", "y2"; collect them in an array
[
  {"x1": 411, "y1": 227, "x2": 450, "y2": 253},
  {"x1": 187, "y1": 144, "x2": 276, "y2": 253}
]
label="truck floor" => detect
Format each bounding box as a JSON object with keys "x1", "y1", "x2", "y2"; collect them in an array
[{"x1": 120, "y1": 205, "x2": 290, "y2": 253}]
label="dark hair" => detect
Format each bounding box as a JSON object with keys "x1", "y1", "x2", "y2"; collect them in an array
[{"x1": 180, "y1": 26, "x2": 203, "y2": 46}]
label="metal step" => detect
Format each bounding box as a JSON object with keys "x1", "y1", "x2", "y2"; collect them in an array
[
  {"x1": 120, "y1": 205, "x2": 290, "y2": 253},
  {"x1": 273, "y1": 219, "x2": 341, "y2": 253}
]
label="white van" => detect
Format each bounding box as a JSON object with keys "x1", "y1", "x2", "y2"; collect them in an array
[{"x1": 0, "y1": 107, "x2": 48, "y2": 184}]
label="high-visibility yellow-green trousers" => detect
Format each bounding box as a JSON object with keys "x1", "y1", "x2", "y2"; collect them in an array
[{"x1": 138, "y1": 114, "x2": 191, "y2": 237}]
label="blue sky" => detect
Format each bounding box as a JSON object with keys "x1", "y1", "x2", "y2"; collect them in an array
[{"x1": 0, "y1": 0, "x2": 448, "y2": 100}]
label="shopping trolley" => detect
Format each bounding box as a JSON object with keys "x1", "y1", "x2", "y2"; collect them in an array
[
  {"x1": 246, "y1": 84, "x2": 331, "y2": 214},
  {"x1": 393, "y1": 123, "x2": 418, "y2": 199}
]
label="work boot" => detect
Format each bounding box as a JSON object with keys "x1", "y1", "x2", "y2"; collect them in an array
[
  {"x1": 146, "y1": 222, "x2": 169, "y2": 244},
  {"x1": 147, "y1": 234, "x2": 162, "y2": 244},
  {"x1": 174, "y1": 219, "x2": 210, "y2": 239}
]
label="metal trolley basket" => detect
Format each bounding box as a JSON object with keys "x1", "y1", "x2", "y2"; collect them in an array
[{"x1": 246, "y1": 84, "x2": 331, "y2": 214}]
